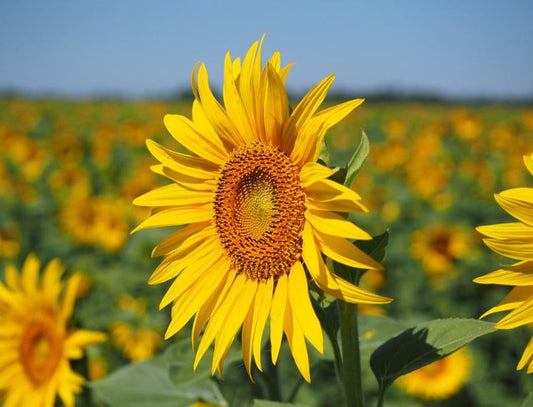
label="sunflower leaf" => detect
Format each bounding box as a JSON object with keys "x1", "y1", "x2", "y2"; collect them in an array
[
  {"x1": 521, "y1": 391, "x2": 533, "y2": 407},
  {"x1": 344, "y1": 129, "x2": 369, "y2": 187},
  {"x1": 90, "y1": 340, "x2": 228, "y2": 407},
  {"x1": 370, "y1": 318, "x2": 496, "y2": 396}
]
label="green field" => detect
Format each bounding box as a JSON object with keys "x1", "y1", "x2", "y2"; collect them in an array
[{"x1": 1, "y1": 97, "x2": 533, "y2": 406}]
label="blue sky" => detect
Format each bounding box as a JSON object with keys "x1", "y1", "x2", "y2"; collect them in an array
[{"x1": 1, "y1": 1, "x2": 532, "y2": 98}]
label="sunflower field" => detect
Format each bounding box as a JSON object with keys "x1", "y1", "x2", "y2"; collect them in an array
[{"x1": 1, "y1": 92, "x2": 533, "y2": 407}]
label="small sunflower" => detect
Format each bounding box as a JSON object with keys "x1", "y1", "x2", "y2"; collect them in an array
[
  {"x1": 0, "y1": 254, "x2": 106, "y2": 407},
  {"x1": 133, "y1": 37, "x2": 391, "y2": 381},
  {"x1": 396, "y1": 348, "x2": 472, "y2": 401},
  {"x1": 410, "y1": 224, "x2": 470, "y2": 276},
  {"x1": 475, "y1": 153, "x2": 533, "y2": 372}
]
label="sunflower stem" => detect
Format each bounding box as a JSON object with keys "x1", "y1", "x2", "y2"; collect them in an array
[{"x1": 339, "y1": 301, "x2": 364, "y2": 407}]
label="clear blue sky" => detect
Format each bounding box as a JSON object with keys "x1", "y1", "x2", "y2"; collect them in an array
[{"x1": 1, "y1": 1, "x2": 532, "y2": 98}]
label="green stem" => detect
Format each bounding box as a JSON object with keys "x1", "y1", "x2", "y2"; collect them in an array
[
  {"x1": 264, "y1": 347, "x2": 283, "y2": 401},
  {"x1": 376, "y1": 388, "x2": 385, "y2": 407},
  {"x1": 339, "y1": 301, "x2": 364, "y2": 407}
]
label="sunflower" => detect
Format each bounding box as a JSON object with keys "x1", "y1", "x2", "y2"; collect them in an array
[
  {"x1": 133, "y1": 37, "x2": 391, "y2": 381},
  {"x1": 0, "y1": 254, "x2": 105, "y2": 407},
  {"x1": 396, "y1": 348, "x2": 472, "y2": 401},
  {"x1": 475, "y1": 153, "x2": 533, "y2": 372},
  {"x1": 410, "y1": 224, "x2": 470, "y2": 276}
]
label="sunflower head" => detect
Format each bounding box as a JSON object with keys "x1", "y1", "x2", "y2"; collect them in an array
[
  {"x1": 133, "y1": 37, "x2": 391, "y2": 381},
  {"x1": 0, "y1": 254, "x2": 106, "y2": 407}
]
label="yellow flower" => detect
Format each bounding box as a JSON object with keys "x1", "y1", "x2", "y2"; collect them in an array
[
  {"x1": 110, "y1": 323, "x2": 161, "y2": 362},
  {"x1": 475, "y1": 153, "x2": 533, "y2": 372},
  {"x1": 0, "y1": 225, "x2": 20, "y2": 258},
  {"x1": 396, "y1": 348, "x2": 472, "y2": 401},
  {"x1": 133, "y1": 37, "x2": 391, "y2": 381},
  {"x1": 60, "y1": 194, "x2": 129, "y2": 251},
  {"x1": 0, "y1": 255, "x2": 106, "y2": 407},
  {"x1": 411, "y1": 224, "x2": 471, "y2": 276}
]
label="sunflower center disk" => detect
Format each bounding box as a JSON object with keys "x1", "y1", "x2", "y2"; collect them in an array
[
  {"x1": 20, "y1": 317, "x2": 64, "y2": 385},
  {"x1": 214, "y1": 143, "x2": 306, "y2": 281}
]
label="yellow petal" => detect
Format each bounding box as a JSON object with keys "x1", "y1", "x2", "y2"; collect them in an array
[
  {"x1": 165, "y1": 259, "x2": 229, "y2": 339},
  {"x1": 473, "y1": 261, "x2": 533, "y2": 286},
  {"x1": 146, "y1": 139, "x2": 218, "y2": 180},
  {"x1": 60, "y1": 273, "x2": 82, "y2": 321},
  {"x1": 197, "y1": 63, "x2": 243, "y2": 147},
  {"x1": 241, "y1": 301, "x2": 255, "y2": 378},
  {"x1": 270, "y1": 273, "x2": 288, "y2": 364},
  {"x1": 495, "y1": 188, "x2": 533, "y2": 227},
  {"x1": 292, "y1": 98, "x2": 364, "y2": 165},
  {"x1": 315, "y1": 230, "x2": 383, "y2": 271},
  {"x1": 288, "y1": 262, "x2": 323, "y2": 353},
  {"x1": 480, "y1": 286, "x2": 532, "y2": 318},
  {"x1": 65, "y1": 330, "x2": 107, "y2": 359},
  {"x1": 133, "y1": 184, "x2": 213, "y2": 207},
  {"x1": 299, "y1": 162, "x2": 337, "y2": 188},
  {"x1": 150, "y1": 234, "x2": 218, "y2": 285},
  {"x1": 252, "y1": 278, "x2": 273, "y2": 371},
  {"x1": 164, "y1": 114, "x2": 227, "y2": 164},
  {"x1": 151, "y1": 222, "x2": 211, "y2": 258},
  {"x1": 194, "y1": 273, "x2": 247, "y2": 369},
  {"x1": 305, "y1": 209, "x2": 372, "y2": 240},
  {"x1": 211, "y1": 278, "x2": 258, "y2": 374},
  {"x1": 192, "y1": 269, "x2": 236, "y2": 350},
  {"x1": 524, "y1": 154, "x2": 533, "y2": 176},
  {"x1": 21, "y1": 254, "x2": 40, "y2": 294},
  {"x1": 496, "y1": 295, "x2": 533, "y2": 329},
  {"x1": 483, "y1": 238, "x2": 533, "y2": 261},
  {"x1": 159, "y1": 250, "x2": 223, "y2": 309},
  {"x1": 283, "y1": 299, "x2": 311, "y2": 382},
  {"x1": 518, "y1": 335, "x2": 533, "y2": 370},
  {"x1": 283, "y1": 75, "x2": 335, "y2": 153},
  {"x1": 263, "y1": 63, "x2": 289, "y2": 147},
  {"x1": 302, "y1": 222, "x2": 341, "y2": 294},
  {"x1": 477, "y1": 222, "x2": 533, "y2": 240},
  {"x1": 222, "y1": 52, "x2": 254, "y2": 144},
  {"x1": 131, "y1": 205, "x2": 213, "y2": 233},
  {"x1": 305, "y1": 179, "x2": 368, "y2": 213}
]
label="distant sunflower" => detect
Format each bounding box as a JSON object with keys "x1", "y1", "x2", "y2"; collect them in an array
[
  {"x1": 411, "y1": 224, "x2": 470, "y2": 276},
  {"x1": 396, "y1": 348, "x2": 472, "y2": 401},
  {"x1": 475, "y1": 153, "x2": 533, "y2": 372},
  {"x1": 0, "y1": 255, "x2": 105, "y2": 407},
  {"x1": 133, "y1": 37, "x2": 391, "y2": 381}
]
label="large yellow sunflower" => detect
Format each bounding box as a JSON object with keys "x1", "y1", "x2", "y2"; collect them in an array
[
  {"x1": 133, "y1": 37, "x2": 392, "y2": 381},
  {"x1": 475, "y1": 153, "x2": 533, "y2": 372},
  {"x1": 0, "y1": 255, "x2": 106, "y2": 407}
]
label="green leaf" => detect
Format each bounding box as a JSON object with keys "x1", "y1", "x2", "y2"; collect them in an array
[
  {"x1": 359, "y1": 315, "x2": 409, "y2": 356},
  {"x1": 354, "y1": 230, "x2": 389, "y2": 263},
  {"x1": 318, "y1": 138, "x2": 330, "y2": 166},
  {"x1": 253, "y1": 400, "x2": 307, "y2": 407},
  {"x1": 344, "y1": 130, "x2": 369, "y2": 187},
  {"x1": 370, "y1": 318, "x2": 496, "y2": 394},
  {"x1": 90, "y1": 339, "x2": 228, "y2": 407}
]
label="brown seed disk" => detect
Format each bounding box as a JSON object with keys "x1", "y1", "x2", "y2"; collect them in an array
[{"x1": 213, "y1": 143, "x2": 306, "y2": 281}]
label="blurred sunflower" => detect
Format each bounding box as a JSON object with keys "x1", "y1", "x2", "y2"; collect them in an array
[
  {"x1": 411, "y1": 224, "x2": 471, "y2": 276},
  {"x1": 475, "y1": 153, "x2": 533, "y2": 372},
  {"x1": 396, "y1": 348, "x2": 472, "y2": 401},
  {"x1": 133, "y1": 37, "x2": 391, "y2": 381},
  {"x1": 0, "y1": 254, "x2": 105, "y2": 407},
  {"x1": 110, "y1": 323, "x2": 161, "y2": 362}
]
